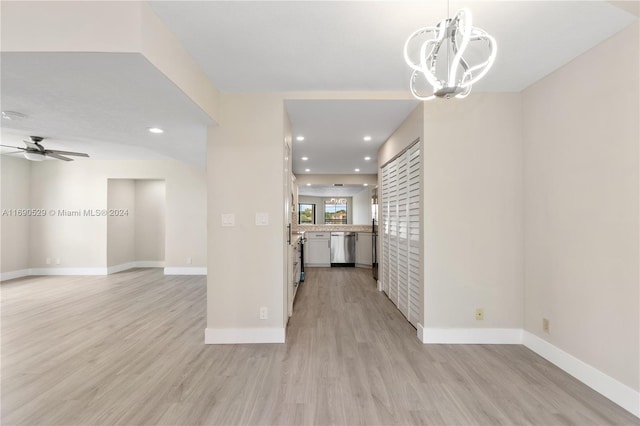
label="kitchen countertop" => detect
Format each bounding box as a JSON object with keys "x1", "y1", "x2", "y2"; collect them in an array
[
  {"x1": 294, "y1": 224, "x2": 374, "y2": 233},
  {"x1": 291, "y1": 232, "x2": 305, "y2": 245}
]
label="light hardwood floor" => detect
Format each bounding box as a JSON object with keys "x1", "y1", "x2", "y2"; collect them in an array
[{"x1": 1, "y1": 268, "x2": 637, "y2": 425}]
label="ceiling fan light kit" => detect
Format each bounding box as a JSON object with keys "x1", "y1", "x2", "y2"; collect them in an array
[
  {"x1": 404, "y1": 7, "x2": 497, "y2": 100},
  {"x1": 23, "y1": 152, "x2": 46, "y2": 161},
  {"x1": 0, "y1": 136, "x2": 90, "y2": 162}
]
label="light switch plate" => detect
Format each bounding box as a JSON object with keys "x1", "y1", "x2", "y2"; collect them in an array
[
  {"x1": 221, "y1": 213, "x2": 235, "y2": 227},
  {"x1": 256, "y1": 212, "x2": 269, "y2": 226}
]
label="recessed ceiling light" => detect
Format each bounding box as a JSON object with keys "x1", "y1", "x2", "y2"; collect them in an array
[
  {"x1": 301, "y1": 156, "x2": 308, "y2": 161},
  {"x1": 305, "y1": 168, "x2": 310, "y2": 172},
  {"x1": 296, "y1": 136, "x2": 305, "y2": 141},
  {"x1": 363, "y1": 183, "x2": 368, "y2": 186},
  {"x1": 148, "y1": 127, "x2": 164, "y2": 134},
  {"x1": 364, "y1": 156, "x2": 371, "y2": 161},
  {"x1": 306, "y1": 183, "x2": 311, "y2": 186},
  {"x1": 2, "y1": 111, "x2": 27, "y2": 120},
  {"x1": 355, "y1": 168, "x2": 360, "y2": 172},
  {"x1": 363, "y1": 136, "x2": 372, "y2": 141}
]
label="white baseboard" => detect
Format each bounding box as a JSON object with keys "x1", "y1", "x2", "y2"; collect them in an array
[
  {"x1": 164, "y1": 267, "x2": 207, "y2": 275},
  {"x1": 107, "y1": 261, "x2": 165, "y2": 274},
  {"x1": 28, "y1": 267, "x2": 109, "y2": 276},
  {"x1": 2, "y1": 262, "x2": 168, "y2": 280},
  {"x1": 135, "y1": 261, "x2": 165, "y2": 268},
  {"x1": 523, "y1": 331, "x2": 639, "y2": 418},
  {"x1": 205, "y1": 327, "x2": 285, "y2": 344},
  {"x1": 419, "y1": 327, "x2": 523, "y2": 344},
  {"x1": 0, "y1": 269, "x2": 30, "y2": 281},
  {"x1": 417, "y1": 323, "x2": 425, "y2": 341}
]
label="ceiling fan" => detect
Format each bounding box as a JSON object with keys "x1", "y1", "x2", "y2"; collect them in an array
[{"x1": 0, "y1": 136, "x2": 90, "y2": 161}]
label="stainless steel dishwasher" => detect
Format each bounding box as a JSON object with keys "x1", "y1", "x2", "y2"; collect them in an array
[{"x1": 330, "y1": 232, "x2": 356, "y2": 267}]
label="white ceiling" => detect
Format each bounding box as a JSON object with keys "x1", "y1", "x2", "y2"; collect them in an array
[
  {"x1": 1, "y1": 2, "x2": 636, "y2": 174},
  {"x1": 1, "y1": 52, "x2": 214, "y2": 168},
  {"x1": 149, "y1": 1, "x2": 635, "y2": 93},
  {"x1": 149, "y1": 0, "x2": 636, "y2": 175},
  {"x1": 285, "y1": 100, "x2": 419, "y2": 174}
]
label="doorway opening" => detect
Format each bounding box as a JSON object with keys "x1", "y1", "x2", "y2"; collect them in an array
[{"x1": 106, "y1": 179, "x2": 166, "y2": 273}]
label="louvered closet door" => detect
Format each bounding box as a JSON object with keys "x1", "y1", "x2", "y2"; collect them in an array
[
  {"x1": 381, "y1": 166, "x2": 390, "y2": 295},
  {"x1": 387, "y1": 160, "x2": 399, "y2": 306},
  {"x1": 396, "y1": 153, "x2": 409, "y2": 319},
  {"x1": 380, "y1": 139, "x2": 421, "y2": 328},
  {"x1": 407, "y1": 142, "x2": 421, "y2": 327}
]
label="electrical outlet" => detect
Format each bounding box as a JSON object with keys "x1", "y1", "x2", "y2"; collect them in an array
[
  {"x1": 259, "y1": 307, "x2": 268, "y2": 320},
  {"x1": 186, "y1": 257, "x2": 192, "y2": 265},
  {"x1": 46, "y1": 257, "x2": 51, "y2": 265},
  {"x1": 543, "y1": 318, "x2": 550, "y2": 333},
  {"x1": 475, "y1": 308, "x2": 484, "y2": 321},
  {"x1": 55, "y1": 258, "x2": 61, "y2": 265}
]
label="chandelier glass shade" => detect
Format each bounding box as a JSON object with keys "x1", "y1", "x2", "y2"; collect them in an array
[{"x1": 404, "y1": 8, "x2": 497, "y2": 100}]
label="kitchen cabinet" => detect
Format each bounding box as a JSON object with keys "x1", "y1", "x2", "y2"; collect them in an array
[
  {"x1": 356, "y1": 232, "x2": 373, "y2": 267},
  {"x1": 305, "y1": 232, "x2": 330, "y2": 267}
]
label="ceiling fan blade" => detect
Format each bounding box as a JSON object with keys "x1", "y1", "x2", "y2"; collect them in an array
[
  {"x1": 46, "y1": 149, "x2": 89, "y2": 157},
  {"x1": 23, "y1": 140, "x2": 45, "y2": 152},
  {"x1": 2, "y1": 150, "x2": 25, "y2": 155},
  {"x1": 0, "y1": 144, "x2": 25, "y2": 150},
  {"x1": 45, "y1": 152, "x2": 73, "y2": 161}
]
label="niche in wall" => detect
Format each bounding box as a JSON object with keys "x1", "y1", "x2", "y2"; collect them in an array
[{"x1": 106, "y1": 179, "x2": 166, "y2": 271}]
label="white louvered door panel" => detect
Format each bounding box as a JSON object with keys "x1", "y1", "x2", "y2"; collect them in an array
[
  {"x1": 387, "y1": 161, "x2": 398, "y2": 305},
  {"x1": 407, "y1": 142, "x2": 422, "y2": 327},
  {"x1": 380, "y1": 139, "x2": 421, "y2": 328},
  {"x1": 381, "y1": 166, "x2": 390, "y2": 295},
  {"x1": 396, "y1": 152, "x2": 409, "y2": 319}
]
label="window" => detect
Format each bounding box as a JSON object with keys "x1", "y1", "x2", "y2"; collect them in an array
[
  {"x1": 298, "y1": 203, "x2": 315, "y2": 224},
  {"x1": 324, "y1": 200, "x2": 347, "y2": 224}
]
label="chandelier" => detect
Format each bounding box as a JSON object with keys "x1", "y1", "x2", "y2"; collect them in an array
[{"x1": 404, "y1": 8, "x2": 497, "y2": 100}]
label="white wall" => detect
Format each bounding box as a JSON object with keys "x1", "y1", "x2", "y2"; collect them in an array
[
  {"x1": 378, "y1": 104, "x2": 423, "y2": 167},
  {"x1": 107, "y1": 179, "x2": 136, "y2": 267},
  {"x1": 207, "y1": 94, "x2": 285, "y2": 339},
  {"x1": 135, "y1": 179, "x2": 165, "y2": 262},
  {"x1": 352, "y1": 187, "x2": 373, "y2": 225},
  {"x1": 0, "y1": 156, "x2": 31, "y2": 275},
  {"x1": 422, "y1": 94, "x2": 524, "y2": 330},
  {"x1": 523, "y1": 22, "x2": 639, "y2": 392},
  {"x1": 24, "y1": 159, "x2": 204, "y2": 271}
]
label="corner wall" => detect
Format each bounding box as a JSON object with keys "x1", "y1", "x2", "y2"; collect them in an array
[
  {"x1": 206, "y1": 93, "x2": 285, "y2": 343},
  {"x1": 422, "y1": 94, "x2": 524, "y2": 335},
  {"x1": 0, "y1": 156, "x2": 31, "y2": 278},
  {"x1": 107, "y1": 179, "x2": 136, "y2": 267},
  {"x1": 523, "y1": 22, "x2": 639, "y2": 394},
  {"x1": 134, "y1": 179, "x2": 165, "y2": 262}
]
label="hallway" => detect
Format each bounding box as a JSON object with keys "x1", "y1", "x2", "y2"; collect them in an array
[{"x1": 1, "y1": 268, "x2": 635, "y2": 425}]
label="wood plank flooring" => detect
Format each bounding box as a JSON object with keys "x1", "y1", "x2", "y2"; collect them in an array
[{"x1": 1, "y1": 267, "x2": 637, "y2": 425}]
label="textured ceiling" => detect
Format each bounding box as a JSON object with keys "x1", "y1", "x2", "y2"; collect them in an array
[{"x1": 0, "y1": 52, "x2": 214, "y2": 168}]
